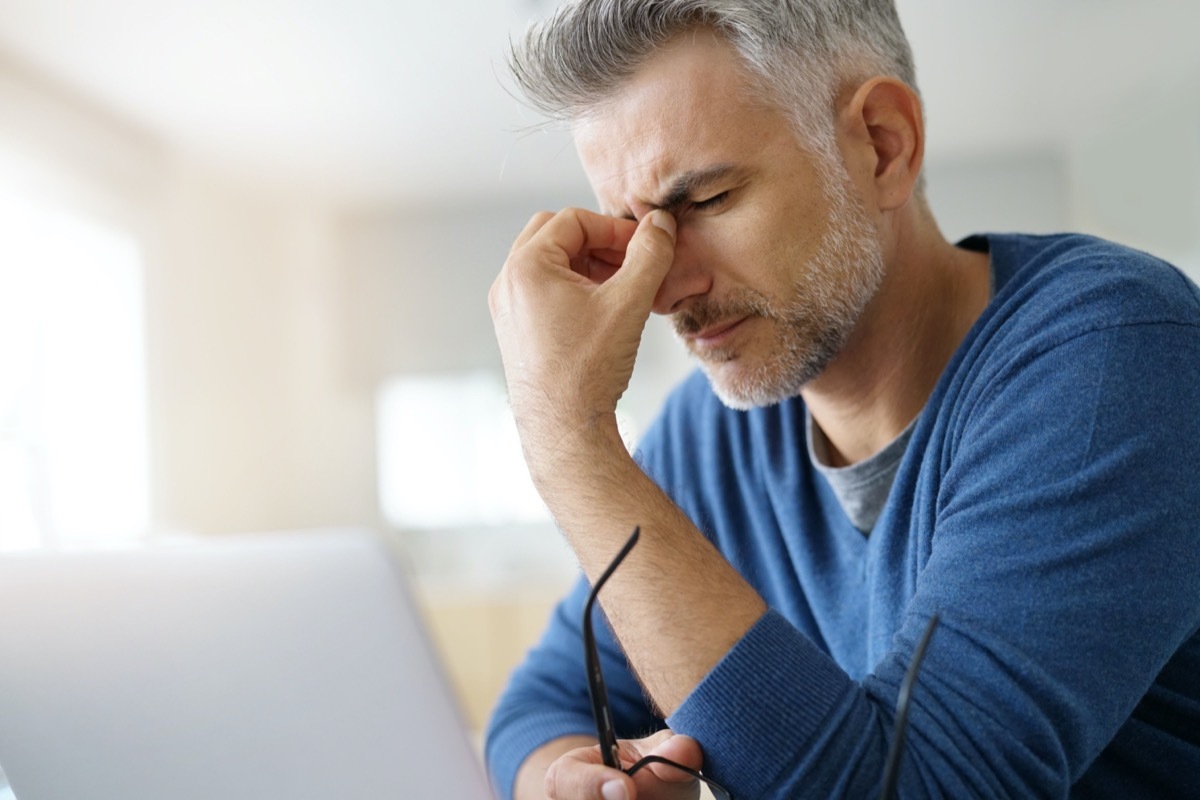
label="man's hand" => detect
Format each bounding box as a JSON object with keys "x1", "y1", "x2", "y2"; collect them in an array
[
  {"x1": 488, "y1": 207, "x2": 677, "y2": 486},
  {"x1": 544, "y1": 730, "x2": 705, "y2": 800}
]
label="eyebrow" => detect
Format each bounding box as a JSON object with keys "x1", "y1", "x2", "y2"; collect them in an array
[{"x1": 617, "y1": 163, "x2": 740, "y2": 219}]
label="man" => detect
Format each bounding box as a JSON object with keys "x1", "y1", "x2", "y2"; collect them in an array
[{"x1": 486, "y1": 1, "x2": 1200, "y2": 798}]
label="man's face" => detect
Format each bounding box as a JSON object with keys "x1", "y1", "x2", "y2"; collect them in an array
[{"x1": 574, "y1": 31, "x2": 885, "y2": 409}]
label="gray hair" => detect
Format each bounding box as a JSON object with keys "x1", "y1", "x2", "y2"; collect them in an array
[{"x1": 510, "y1": 0, "x2": 920, "y2": 170}]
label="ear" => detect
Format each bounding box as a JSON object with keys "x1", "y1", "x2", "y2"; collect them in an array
[{"x1": 836, "y1": 77, "x2": 924, "y2": 211}]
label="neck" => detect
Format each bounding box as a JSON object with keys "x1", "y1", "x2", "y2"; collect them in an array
[{"x1": 801, "y1": 212, "x2": 990, "y2": 467}]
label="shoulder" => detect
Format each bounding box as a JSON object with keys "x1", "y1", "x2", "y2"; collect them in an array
[
  {"x1": 927, "y1": 235, "x2": 1200, "y2": 485},
  {"x1": 949, "y1": 233, "x2": 1200, "y2": 385},
  {"x1": 983, "y1": 232, "x2": 1200, "y2": 334}
]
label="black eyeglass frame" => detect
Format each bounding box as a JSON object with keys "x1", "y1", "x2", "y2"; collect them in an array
[
  {"x1": 582, "y1": 526, "x2": 733, "y2": 799},
  {"x1": 581, "y1": 526, "x2": 939, "y2": 800}
]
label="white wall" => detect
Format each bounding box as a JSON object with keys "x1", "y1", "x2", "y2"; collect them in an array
[
  {"x1": 147, "y1": 164, "x2": 378, "y2": 534},
  {"x1": 924, "y1": 150, "x2": 1069, "y2": 242},
  {"x1": 1068, "y1": 79, "x2": 1200, "y2": 278},
  {"x1": 0, "y1": 57, "x2": 380, "y2": 538},
  {"x1": 924, "y1": 69, "x2": 1200, "y2": 283}
]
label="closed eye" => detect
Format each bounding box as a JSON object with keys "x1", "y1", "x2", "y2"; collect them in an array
[{"x1": 692, "y1": 191, "x2": 730, "y2": 212}]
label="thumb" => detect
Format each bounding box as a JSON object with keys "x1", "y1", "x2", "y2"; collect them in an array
[
  {"x1": 648, "y1": 732, "x2": 703, "y2": 769},
  {"x1": 624, "y1": 730, "x2": 706, "y2": 787},
  {"x1": 605, "y1": 209, "x2": 677, "y2": 303},
  {"x1": 639, "y1": 732, "x2": 705, "y2": 784}
]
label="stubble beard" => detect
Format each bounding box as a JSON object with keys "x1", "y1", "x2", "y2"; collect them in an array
[{"x1": 672, "y1": 167, "x2": 886, "y2": 410}]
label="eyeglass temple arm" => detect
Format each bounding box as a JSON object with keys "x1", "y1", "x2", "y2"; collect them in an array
[
  {"x1": 878, "y1": 612, "x2": 940, "y2": 800},
  {"x1": 582, "y1": 527, "x2": 641, "y2": 769}
]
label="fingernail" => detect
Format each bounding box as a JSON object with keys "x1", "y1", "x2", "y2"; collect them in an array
[
  {"x1": 649, "y1": 209, "x2": 676, "y2": 236},
  {"x1": 601, "y1": 779, "x2": 629, "y2": 800}
]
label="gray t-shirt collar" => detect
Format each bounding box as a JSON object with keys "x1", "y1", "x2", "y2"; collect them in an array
[{"x1": 806, "y1": 408, "x2": 918, "y2": 534}]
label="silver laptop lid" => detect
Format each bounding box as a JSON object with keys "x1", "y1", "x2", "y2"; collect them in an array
[{"x1": 0, "y1": 529, "x2": 495, "y2": 800}]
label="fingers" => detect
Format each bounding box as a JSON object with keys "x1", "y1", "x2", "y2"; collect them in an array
[
  {"x1": 544, "y1": 746, "x2": 636, "y2": 800},
  {"x1": 507, "y1": 207, "x2": 677, "y2": 295},
  {"x1": 628, "y1": 728, "x2": 676, "y2": 755},
  {"x1": 639, "y1": 733, "x2": 704, "y2": 783},
  {"x1": 617, "y1": 729, "x2": 703, "y2": 785},
  {"x1": 544, "y1": 732, "x2": 705, "y2": 799},
  {"x1": 511, "y1": 208, "x2": 640, "y2": 267},
  {"x1": 602, "y1": 210, "x2": 676, "y2": 304}
]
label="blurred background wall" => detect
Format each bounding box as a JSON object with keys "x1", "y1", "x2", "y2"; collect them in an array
[{"x1": 1, "y1": 0, "x2": 1198, "y2": 728}]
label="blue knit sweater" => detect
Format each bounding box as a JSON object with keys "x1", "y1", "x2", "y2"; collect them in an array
[{"x1": 485, "y1": 233, "x2": 1200, "y2": 798}]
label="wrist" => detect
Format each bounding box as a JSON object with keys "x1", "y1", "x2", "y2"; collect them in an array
[{"x1": 517, "y1": 409, "x2": 629, "y2": 493}]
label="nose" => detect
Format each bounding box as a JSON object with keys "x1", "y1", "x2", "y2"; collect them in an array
[{"x1": 650, "y1": 232, "x2": 711, "y2": 315}]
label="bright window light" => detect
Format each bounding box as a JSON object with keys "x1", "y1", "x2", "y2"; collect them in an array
[
  {"x1": 377, "y1": 372, "x2": 549, "y2": 529},
  {"x1": 376, "y1": 372, "x2": 642, "y2": 530},
  {"x1": 0, "y1": 189, "x2": 149, "y2": 550}
]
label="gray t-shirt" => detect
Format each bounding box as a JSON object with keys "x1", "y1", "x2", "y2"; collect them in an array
[{"x1": 806, "y1": 409, "x2": 918, "y2": 533}]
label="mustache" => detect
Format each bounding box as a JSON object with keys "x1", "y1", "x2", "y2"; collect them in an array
[{"x1": 672, "y1": 292, "x2": 774, "y2": 337}]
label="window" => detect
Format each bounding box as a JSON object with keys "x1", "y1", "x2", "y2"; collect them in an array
[
  {"x1": 376, "y1": 372, "x2": 641, "y2": 530},
  {"x1": 0, "y1": 189, "x2": 149, "y2": 550},
  {"x1": 377, "y1": 372, "x2": 546, "y2": 529}
]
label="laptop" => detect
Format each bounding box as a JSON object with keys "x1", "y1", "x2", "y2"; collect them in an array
[{"x1": 0, "y1": 529, "x2": 496, "y2": 800}]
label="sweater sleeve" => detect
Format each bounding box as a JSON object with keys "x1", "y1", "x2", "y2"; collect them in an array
[{"x1": 669, "y1": 316, "x2": 1200, "y2": 797}]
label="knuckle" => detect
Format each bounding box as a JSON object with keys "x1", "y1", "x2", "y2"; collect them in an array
[
  {"x1": 617, "y1": 739, "x2": 644, "y2": 764},
  {"x1": 643, "y1": 729, "x2": 672, "y2": 747}
]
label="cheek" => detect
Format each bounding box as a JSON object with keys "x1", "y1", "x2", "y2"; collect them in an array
[
  {"x1": 684, "y1": 210, "x2": 825, "y2": 293},
  {"x1": 674, "y1": 227, "x2": 739, "y2": 294},
  {"x1": 677, "y1": 216, "x2": 765, "y2": 277}
]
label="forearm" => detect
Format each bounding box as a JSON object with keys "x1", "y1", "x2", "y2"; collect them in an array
[
  {"x1": 513, "y1": 736, "x2": 598, "y2": 800},
  {"x1": 492, "y1": 207, "x2": 764, "y2": 718},
  {"x1": 526, "y1": 414, "x2": 767, "y2": 715}
]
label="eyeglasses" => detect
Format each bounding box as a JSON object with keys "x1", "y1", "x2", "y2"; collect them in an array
[
  {"x1": 582, "y1": 527, "x2": 940, "y2": 800},
  {"x1": 582, "y1": 526, "x2": 734, "y2": 799}
]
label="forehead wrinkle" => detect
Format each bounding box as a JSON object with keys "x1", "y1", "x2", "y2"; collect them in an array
[
  {"x1": 655, "y1": 163, "x2": 738, "y2": 213},
  {"x1": 594, "y1": 162, "x2": 745, "y2": 219},
  {"x1": 595, "y1": 155, "x2": 741, "y2": 219},
  {"x1": 575, "y1": 28, "x2": 778, "y2": 217},
  {"x1": 578, "y1": 124, "x2": 674, "y2": 217},
  {"x1": 576, "y1": 81, "x2": 753, "y2": 217}
]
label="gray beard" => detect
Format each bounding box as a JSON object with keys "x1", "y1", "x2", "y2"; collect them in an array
[{"x1": 675, "y1": 168, "x2": 885, "y2": 410}]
